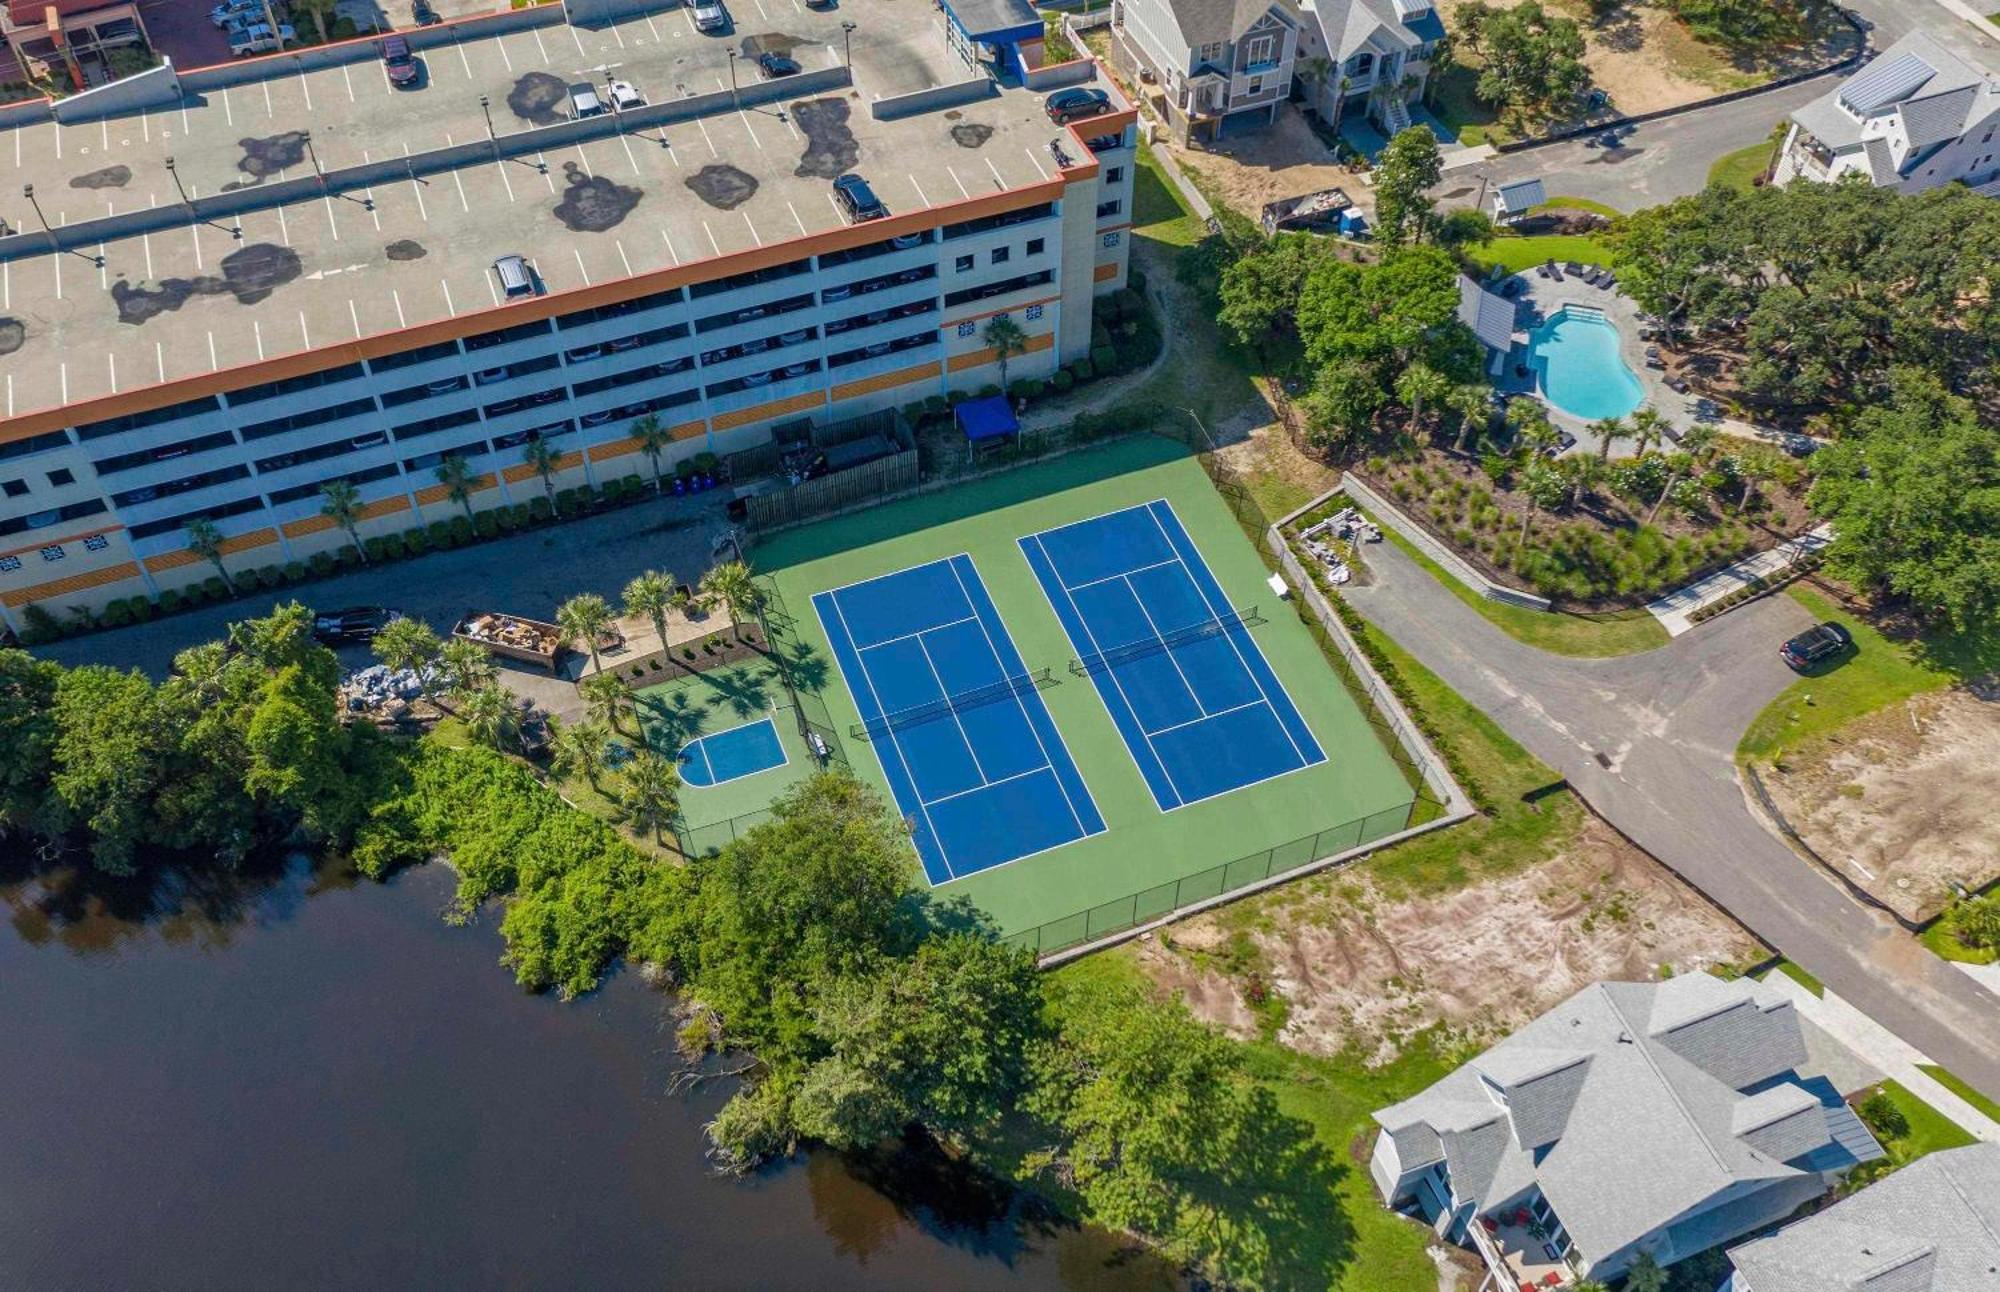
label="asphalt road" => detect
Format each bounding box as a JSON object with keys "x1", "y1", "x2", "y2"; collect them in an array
[{"x1": 1345, "y1": 536, "x2": 2000, "y2": 1098}]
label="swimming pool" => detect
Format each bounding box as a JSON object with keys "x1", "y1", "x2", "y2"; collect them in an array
[{"x1": 1526, "y1": 307, "x2": 1644, "y2": 421}]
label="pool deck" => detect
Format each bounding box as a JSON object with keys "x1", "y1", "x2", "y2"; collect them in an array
[{"x1": 1495, "y1": 269, "x2": 1746, "y2": 456}]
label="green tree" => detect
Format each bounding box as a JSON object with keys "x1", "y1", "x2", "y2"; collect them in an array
[
  {"x1": 1395, "y1": 361, "x2": 1450, "y2": 436},
  {"x1": 0, "y1": 650, "x2": 64, "y2": 840},
  {"x1": 1591, "y1": 414, "x2": 1626, "y2": 464},
  {"x1": 557, "y1": 592, "x2": 614, "y2": 675},
  {"x1": 631, "y1": 413, "x2": 674, "y2": 492},
  {"x1": 619, "y1": 750, "x2": 680, "y2": 843},
  {"x1": 1299, "y1": 359, "x2": 1387, "y2": 453},
  {"x1": 1449, "y1": 382, "x2": 1493, "y2": 452},
  {"x1": 1950, "y1": 893, "x2": 2000, "y2": 951},
  {"x1": 243, "y1": 662, "x2": 351, "y2": 837},
  {"x1": 1808, "y1": 372, "x2": 2000, "y2": 629},
  {"x1": 1627, "y1": 405, "x2": 1669, "y2": 459},
  {"x1": 1456, "y1": 0, "x2": 1589, "y2": 121},
  {"x1": 183, "y1": 516, "x2": 233, "y2": 592},
  {"x1": 1435, "y1": 206, "x2": 1496, "y2": 250},
  {"x1": 1516, "y1": 458, "x2": 1566, "y2": 548},
  {"x1": 981, "y1": 314, "x2": 1029, "y2": 391},
  {"x1": 459, "y1": 682, "x2": 519, "y2": 752},
  {"x1": 319, "y1": 479, "x2": 369, "y2": 564},
  {"x1": 579, "y1": 670, "x2": 635, "y2": 734},
  {"x1": 1647, "y1": 425, "x2": 1715, "y2": 524},
  {"x1": 622, "y1": 569, "x2": 683, "y2": 652},
  {"x1": 699, "y1": 560, "x2": 765, "y2": 644},
  {"x1": 372, "y1": 616, "x2": 444, "y2": 698},
  {"x1": 1625, "y1": 1250, "x2": 1667, "y2": 1292},
  {"x1": 1215, "y1": 233, "x2": 1329, "y2": 351},
  {"x1": 1374, "y1": 126, "x2": 1443, "y2": 246},
  {"x1": 522, "y1": 437, "x2": 564, "y2": 516},
  {"x1": 49, "y1": 665, "x2": 169, "y2": 874},
  {"x1": 433, "y1": 454, "x2": 479, "y2": 523},
  {"x1": 439, "y1": 636, "x2": 496, "y2": 698},
  {"x1": 548, "y1": 715, "x2": 612, "y2": 791}
]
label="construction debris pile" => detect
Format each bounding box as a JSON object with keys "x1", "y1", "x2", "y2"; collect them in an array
[
  {"x1": 1298, "y1": 507, "x2": 1380, "y2": 586},
  {"x1": 340, "y1": 664, "x2": 439, "y2": 724},
  {"x1": 457, "y1": 613, "x2": 561, "y2": 656}
]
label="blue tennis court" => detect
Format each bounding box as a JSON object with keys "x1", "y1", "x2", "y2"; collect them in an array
[
  {"x1": 1020, "y1": 500, "x2": 1326, "y2": 811},
  {"x1": 679, "y1": 716, "x2": 788, "y2": 788},
  {"x1": 813, "y1": 555, "x2": 1106, "y2": 886}
]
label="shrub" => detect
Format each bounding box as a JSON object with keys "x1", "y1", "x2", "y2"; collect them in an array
[
  {"x1": 379, "y1": 532, "x2": 408, "y2": 561},
  {"x1": 977, "y1": 383, "x2": 1002, "y2": 399},
  {"x1": 496, "y1": 507, "x2": 520, "y2": 533},
  {"x1": 159, "y1": 590, "x2": 185, "y2": 615},
  {"x1": 512, "y1": 502, "x2": 535, "y2": 527},
  {"x1": 1859, "y1": 1089, "x2": 1909, "y2": 1141},
  {"x1": 527, "y1": 497, "x2": 553, "y2": 522},
  {"x1": 1089, "y1": 344, "x2": 1118, "y2": 374},
  {"x1": 257, "y1": 565, "x2": 284, "y2": 589},
  {"x1": 428, "y1": 520, "x2": 455, "y2": 549},
  {"x1": 901, "y1": 400, "x2": 930, "y2": 425},
  {"x1": 405, "y1": 528, "x2": 431, "y2": 555},
  {"x1": 1090, "y1": 319, "x2": 1112, "y2": 348},
  {"x1": 475, "y1": 510, "x2": 501, "y2": 538},
  {"x1": 449, "y1": 516, "x2": 475, "y2": 545},
  {"x1": 100, "y1": 600, "x2": 134, "y2": 628},
  {"x1": 333, "y1": 546, "x2": 361, "y2": 569},
  {"x1": 126, "y1": 596, "x2": 156, "y2": 622},
  {"x1": 365, "y1": 536, "x2": 391, "y2": 562},
  {"x1": 1127, "y1": 267, "x2": 1148, "y2": 295},
  {"x1": 310, "y1": 552, "x2": 336, "y2": 577},
  {"x1": 202, "y1": 576, "x2": 229, "y2": 601},
  {"x1": 1009, "y1": 378, "x2": 1046, "y2": 400},
  {"x1": 1050, "y1": 368, "x2": 1075, "y2": 393},
  {"x1": 282, "y1": 561, "x2": 307, "y2": 584},
  {"x1": 922, "y1": 395, "x2": 948, "y2": 416},
  {"x1": 555, "y1": 488, "x2": 581, "y2": 514}
]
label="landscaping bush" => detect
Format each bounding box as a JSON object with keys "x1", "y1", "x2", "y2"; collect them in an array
[
  {"x1": 1089, "y1": 344, "x2": 1119, "y2": 374},
  {"x1": 1008, "y1": 378, "x2": 1046, "y2": 400},
  {"x1": 333, "y1": 546, "x2": 361, "y2": 569},
  {"x1": 527, "y1": 497, "x2": 553, "y2": 522},
  {"x1": 449, "y1": 516, "x2": 475, "y2": 545},
  {"x1": 977, "y1": 383, "x2": 1002, "y2": 399},
  {"x1": 1127, "y1": 267, "x2": 1148, "y2": 295},
  {"x1": 512, "y1": 502, "x2": 535, "y2": 527},
  {"x1": 310, "y1": 552, "x2": 336, "y2": 577},
  {"x1": 202, "y1": 576, "x2": 229, "y2": 601},
  {"x1": 257, "y1": 565, "x2": 284, "y2": 590},
  {"x1": 126, "y1": 595, "x2": 156, "y2": 622},
  {"x1": 1090, "y1": 319, "x2": 1112, "y2": 349},
  {"x1": 555, "y1": 488, "x2": 581, "y2": 515},
  {"x1": 1050, "y1": 368, "x2": 1075, "y2": 393},
  {"x1": 282, "y1": 561, "x2": 307, "y2": 584},
  {"x1": 405, "y1": 528, "x2": 431, "y2": 556},
  {"x1": 100, "y1": 600, "x2": 134, "y2": 628},
  {"x1": 364, "y1": 536, "x2": 390, "y2": 562},
  {"x1": 427, "y1": 520, "x2": 455, "y2": 549},
  {"x1": 1859, "y1": 1089, "x2": 1909, "y2": 1141},
  {"x1": 475, "y1": 510, "x2": 501, "y2": 538}
]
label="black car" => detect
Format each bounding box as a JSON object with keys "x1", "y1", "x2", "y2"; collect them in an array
[
  {"x1": 1779, "y1": 622, "x2": 1850, "y2": 671},
  {"x1": 1044, "y1": 87, "x2": 1111, "y2": 125},
  {"x1": 832, "y1": 173, "x2": 887, "y2": 222},
  {"x1": 756, "y1": 51, "x2": 799, "y2": 78},
  {"x1": 313, "y1": 606, "x2": 403, "y2": 645}
]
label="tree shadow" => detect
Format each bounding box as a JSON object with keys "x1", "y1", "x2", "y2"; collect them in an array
[
  {"x1": 1183, "y1": 1087, "x2": 1358, "y2": 1288},
  {"x1": 636, "y1": 687, "x2": 707, "y2": 750}
]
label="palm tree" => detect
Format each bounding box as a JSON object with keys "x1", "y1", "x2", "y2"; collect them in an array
[
  {"x1": 557, "y1": 592, "x2": 614, "y2": 675},
  {"x1": 522, "y1": 437, "x2": 563, "y2": 516},
  {"x1": 1449, "y1": 383, "x2": 1492, "y2": 452},
  {"x1": 1627, "y1": 405, "x2": 1669, "y2": 460},
  {"x1": 982, "y1": 314, "x2": 1029, "y2": 392},
  {"x1": 434, "y1": 454, "x2": 478, "y2": 523},
  {"x1": 439, "y1": 636, "x2": 496, "y2": 699},
  {"x1": 319, "y1": 479, "x2": 369, "y2": 564},
  {"x1": 1329, "y1": 74, "x2": 1354, "y2": 132},
  {"x1": 630, "y1": 413, "x2": 674, "y2": 493},
  {"x1": 1563, "y1": 451, "x2": 1600, "y2": 511},
  {"x1": 623, "y1": 569, "x2": 681, "y2": 651},
  {"x1": 1516, "y1": 458, "x2": 1563, "y2": 553},
  {"x1": 1394, "y1": 362, "x2": 1449, "y2": 438},
  {"x1": 459, "y1": 683, "x2": 519, "y2": 752},
  {"x1": 1736, "y1": 452, "x2": 1773, "y2": 516},
  {"x1": 579, "y1": 670, "x2": 635, "y2": 735},
  {"x1": 698, "y1": 560, "x2": 765, "y2": 644},
  {"x1": 548, "y1": 715, "x2": 611, "y2": 790},
  {"x1": 1590, "y1": 415, "x2": 1626, "y2": 465},
  {"x1": 619, "y1": 750, "x2": 681, "y2": 844},
  {"x1": 372, "y1": 617, "x2": 442, "y2": 696},
  {"x1": 1647, "y1": 425, "x2": 1715, "y2": 524},
  {"x1": 183, "y1": 516, "x2": 233, "y2": 592}
]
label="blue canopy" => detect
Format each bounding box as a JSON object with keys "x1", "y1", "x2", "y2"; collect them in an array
[{"x1": 956, "y1": 395, "x2": 1019, "y2": 443}]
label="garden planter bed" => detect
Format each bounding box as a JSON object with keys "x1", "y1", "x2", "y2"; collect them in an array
[{"x1": 597, "y1": 625, "x2": 769, "y2": 687}]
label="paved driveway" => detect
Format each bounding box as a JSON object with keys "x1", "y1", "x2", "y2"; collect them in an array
[{"x1": 1345, "y1": 537, "x2": 2000, "y2": 1098}]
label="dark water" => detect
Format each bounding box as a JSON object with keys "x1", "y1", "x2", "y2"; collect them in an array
[{"x1": 1, "y1": 854, "x2": 1176, "y2": 1291}]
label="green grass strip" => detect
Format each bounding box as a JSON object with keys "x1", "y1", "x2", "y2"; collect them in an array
[{"x1": 1917, "y1": 1064, "x2": 2000, "y2": 1124}]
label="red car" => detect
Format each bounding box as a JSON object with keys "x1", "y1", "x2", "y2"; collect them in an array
[{"x1": 381, "y1": 35, "x2": 419, "y2": 87}]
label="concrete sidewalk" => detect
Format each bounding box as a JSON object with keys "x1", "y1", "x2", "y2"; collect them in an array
[
  {"x1": 1646, "y1": 523, "x2": 1833, "y2": 636},
  {"x1": 1762, "y1": 971, "x2": 2000, "y2": 1145}
]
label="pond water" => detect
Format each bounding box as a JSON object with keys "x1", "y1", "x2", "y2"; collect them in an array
[
  {"x1": 0, "y1": 852, "x2": 1176, "y2": 1291},
  {"x1": 1526, "y1": 307, "x2": 1644, "y2": 421}
]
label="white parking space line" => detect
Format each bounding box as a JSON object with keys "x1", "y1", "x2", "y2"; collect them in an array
[
  {"x1": 324, "y1": 192, "x2": 342, "y2": 239},
  {"x1": 617, "y1": 132, "x2": 642, "y2": 176},
  {"x1": 222, "y1": 86, "x2": 234, "y2": 127},
  {"x1": 140, "y1": 231, "x2": 153, "y2": 281},
  {"x1": 693, "y1": 115, "x2": 717, "y2": 157},
  {"x1": 487, "y1": 275, "x2": 501, "y2": 307},
  {"x1": 659, "y1": 227, "x2": 680, "y2": 265},
  {"x1": 106, "y1": 353, "x2": 117, "y2": 395},
  {"x1": 155, "y1": 341, "x2": 166, "y2": 383},
  {"x1": 457, "y1": 39, "x2": 474, "y2": 79},
  {"x1": 495, "y1": 157, "x2": 516, "y2": 202},
  {"x1": 1024, "y1": 147, "x2": 1049, "y2": 180},
  {"x1": 253, "y1": 319, "x2": 265, "y2": 360},
  {"x1": 825, "y1": 192, "x2": 845, "y2": 223},
  {"x1": 342, "y1": 63, "x2": 356, "y2": 102},
  {"x1": 742, "y1": 211, "x2": 761, "y2": 245},
  {"x1": 737, "y1": 109, "x2": 762, "y2": 149},
  {"x1": 787, "y1": 201, "x2": 806, "y2": 236},
  {"x1": 405, "y1": 144, "x2": 429, "y2": 219},
  {"x1": 610, "y1": 22, "x2": 625, "y2": 48},
  {"x1": 298, "y1": 67, "x2": 313, "y2": 112},
  {"x1": 908, "y1": 174, "x2": 929, "y2": 206},
  {"x1": 276, "y1": 202, "x2": 289, "y2": 245},
  {"x1": 572, "y1": 247, "x2": 590, "y2": 285},
  {"x1": 392, "y1": 288, "x2": 407, "y2": 328},
  {"x1": 298, "y1": 310, "x2": 311, "y2": 351},
  {"x1": 497, "y1": 38, "x2": 512, "y2": 72},
  {"x1": 945, "y1": 166, "x2": 971, "y2": 199},
  {"x1": 702, "y1": 220, "x2": 720, "y2": 256},
  {"x1": 441, "y1": 278, "x2": 456, "y2": 316},
  {"x1": 349, "y1": 298, "x2": 363, "y2": 338},
  {"x1": 984, "y1": 156, "x2": 1005, "y2": 189},
  {"x1": 615, "y1": 240, "x2": 633, "y2": 276},
  {"x1": 537, "y1": 151, "x2": 556, "y2": 193},
  {"x1": 570, "y1": 24, "x2": 588, "y2": 58},
  {"x1": 532, "y1": 27, "x2": 551, "y2": 63},
  {"x1": 643, "y1": 13, "x2": 661, "y2": 39}
]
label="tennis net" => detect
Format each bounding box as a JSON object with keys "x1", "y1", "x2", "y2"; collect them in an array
[
  {"x1": 1069, "y1": 606, "x2": 1265, "y2": 677},
  {"x1": 850, "y1": 667, "x2": 1056, "y2": 741}
]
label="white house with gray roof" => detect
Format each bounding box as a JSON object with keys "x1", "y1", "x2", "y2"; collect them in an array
[
  {"x1": 1774, "y1": 32, "x2": 2000, "y2": 196},
  {"x1": 1369, "y1": 973, "x2": 1885, "y2": 1288},
  {"x1": 1108, "y1": 0, "x2": 1301, "y2": 142},
  {"x1": 1285, "y1": 0, "x2": 1445, "y2": 137},
  {"x1": 1726, "y1": 1144, "x2": 2000, "y2": 1292}
]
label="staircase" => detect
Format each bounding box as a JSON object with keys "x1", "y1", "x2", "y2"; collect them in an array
[{"x1": 1379, "y1": 93, "x2": 1412, "y2": 136}]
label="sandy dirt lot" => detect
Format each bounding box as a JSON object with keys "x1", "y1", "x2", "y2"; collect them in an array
[
  {"x1": 1763, "y1": 690, "x2": 2000, "y2": 923},
  {"x1": 1134, "y1": 811, "x2": 1766, "y2": 1062},
  {"x1": 1170, "y1": 106, "x2": 1373, "y2": 221},
  {"x1": 1469, "y1": 0, "x2": 1858, "y2": 121}
]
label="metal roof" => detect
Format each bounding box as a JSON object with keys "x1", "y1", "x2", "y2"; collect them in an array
[
  {"x1": 1494, "y1": 177, "x2": 1547, "y2": 213},
  {"x1": 1456, "y1": 276, "x2": 1516, "y2": 353},
  {"x1": 1838, "y1": 52, "x2": 1938, "y2": 114}
]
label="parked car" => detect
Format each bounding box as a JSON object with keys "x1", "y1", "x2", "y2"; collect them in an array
[
  {"x1": 569, "y1": 82, "x2": 606, "y2": 118},
  {"x1": 209, "y1": 0, "x2": 260, "y2": 28},
  {"x1": 411, "y1": 0, "x2": 441, "y2": 22},
  {"x1": 228, "y1": 22, "x2": 295, "y2": 55},
  {"x1": 692, "y1": 0, "x2": 727, "y2": 31},
  {"x1": 756, "y1": 51, "x2": 799, "y2": 78},
  {"x1": 1780, "y1": 622, "x2": 1851, "y2": 672},
  {"x1": 493, "y1": 254, "x2": 539, "y2": 298},
  {"x1": 381, "y1": 34, "x2": 419, "y2": 87},
  {"x1": 608, "y1": 79, "x2": 644, "y2": 111},
  {"x1": 832, "y1": 173, "x2": 887, "y2": 222},
  {"x1": 312, "y1": 606, "x2": 403, "y2": 645},
  {"x1": 1044, "y1": 87, "x2": 1111, "y2": 125}
]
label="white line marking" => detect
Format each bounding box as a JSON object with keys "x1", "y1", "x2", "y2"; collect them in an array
[
  {"x1": 298, "y1": 309, "x2": 310, "y2": 350},
  {"x1": 441, "y1": 279, "x2": 456, "y2": 316},
  {"x1": 457, "y1": 38, "x2": 474, "y2": 79},
  {"x1": 742, "y1": 211, "x2": 761, "y2": 246},
  {"x1": 693, "y1": 114, "x2": 717, "y2": 157},
  {"x1": 787, "y1": 201, "x2": 807, "y2": 236},
  {"x1": 276, "y1": 201, "x2": 290, "y2": 245},
  {"x1": 391, "y1": 288, "x2": 407, "y2": 328},
  {"x1": 342, "y1": 62, "x2": 356, "y2": 102},
  {"x1": 349, "y1": 298, "x2": 363, "y2": 338},
  {"x1": 155, "y1": 341, "x2": 165, "y2": 383},
  {"x1": 496, "y1": 157, "x2": 516, "y2": 202},
  {"x1": 253, "y1": 319, "x2": 264, "y2": 360},
  {"x1": 531, "y1": 26, "x2": 550, "y2": 63},
  {"x1": 207, "y1": 331, "x2": 219, "y2": 369},
  {"x1": 1024, "y1": 146, "x2": 1049, "y2": 180},
  {"x1": 222, "y1": 86, "x2": 235, "y2": 127},
  {"x1": 615, "y1": 239, "x2": 633, "y2": 277},
  {"x1": 984, "y1": 156, "x2": 1005, "y2": 189},
  {"x1": 573, "y1": 247, "x2": 590, "y2": 285},
  {"x1": 946, "y1": 166, "x2": 971, "y2": 199},
  {"x1": 1062, "y1": 557, "x2": 1181, "y2": 594},
  {"x1": 856, "y1": 614, "x2": 979, "y2": 651},
  {"x1": 107, "y1": 352, "x2": 117, "y2": 394},
  {"x1": 909, "y1": 174, "x2": 929, "y2": 206}
]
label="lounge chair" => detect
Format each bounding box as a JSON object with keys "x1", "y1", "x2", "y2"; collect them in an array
[
  {"x1": 1589, "y1": 267, "x2": 1610, "y2": 287},
  {"x1": 1502, "y1": 278, "x2": 1524, "y2": 298},
  {"x1": 1548, "y1": 260, "x2": 1563, "y2": 281},
  {"x1": 1600, "y1": 273, "x2": 1616, "y2": 290},
  {"x1": 1535, "y1": 262, "x2": 1552, "y2": 279},
  {"x1": 1565, "y1": 261, "x2": 1584, "y2": 277},
  {"x1": 1665, "y1": 376, "x2": 1690, "y2": 394}
]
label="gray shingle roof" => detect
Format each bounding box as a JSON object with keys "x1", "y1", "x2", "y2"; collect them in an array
[
  {"x1": 1864, "y1": 137, "x2": 1898, "y2": 184},
  {"x1": 1457, "y1": 275, "x2": 1516, "y2": 353},
  {"x1": 1291, "y1": 0, "x2": 1420, "y2": 64},
  {"x1": 1371, "y1": 974, "x2": 1872, "y2": 1267},
  {"x1": 1728, "y1": 1144, "x2": 2000, "y2": 1292},
  {"x1": 1902, "y1": 86, "x2": 1979, "y2": 149},
  {"x1": 1160, "y1": 0, "x2": 1288, "y2": 52}
]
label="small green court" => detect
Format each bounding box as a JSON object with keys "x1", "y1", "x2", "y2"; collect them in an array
[
  {"x1": 634, "y1": 658, "x2": 819, "y2": 853},
  {"x1": 749, "y1": 435, "x2": 1421, "y2": 948}
]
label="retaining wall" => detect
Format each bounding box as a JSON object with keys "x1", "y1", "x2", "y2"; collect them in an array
[
  {"x1": 871, "y1": 76, "x2": 995, "y2": 120},
  {"x1": 51, "y1": 60, "x2": 181, "y2": 121},
  {"x1": 1338, "y1": 474, "x2": 1553, "y2": 610}
]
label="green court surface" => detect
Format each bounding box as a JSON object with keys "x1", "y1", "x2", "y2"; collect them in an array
[
  {"x1": 633, "y1": 657, "x2": 818, "y2": 850},
  {"x1": 753, "y1": 436, "x2": 1420, "y2": 946}
]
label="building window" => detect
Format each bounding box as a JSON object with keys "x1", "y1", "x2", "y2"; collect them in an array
[
  {"x1": 47, "y1": 468, "x2": 74, "y2": 487},
  {"x1": 1102, "y1": 231, "x2": 1123, "y2": 248},
  {"x1": 1027, "y1": 237, "x2": 1045, "y2": 256},
  {"x1": 40, "y1": 545, "x2": 64, "y2": 562},
  {"x1": 1096, "y1": 199, "x2": 1123, "y2": 218},
  {"x1": 1247, "y1": 77, "x2": 1263, "y2": 95},
  {"x1": 955, "y1": 254, "x2": 974, "y2": 272},
  {"x1": 1105, "y1": 167, "x2": 1123, "y2": 185},
  {"x1": 958, "y1": 321, "x2": 977, "y2": 338},
  {"x1": 1, "y1": 479, "x2": 25, "y2": 498},
  {"x1": 1025, "y1": 304, "x2": 1044, "y2": 321},
  {"x1": 84, "y1": 533, "x2": 109, "y2": 552},
  {"x1": 992, "y1": 246, "x2": 1011, "y2": 265},
  {"x1": 1245, "y1": 35, "x2": 1273, "y2": 66}
]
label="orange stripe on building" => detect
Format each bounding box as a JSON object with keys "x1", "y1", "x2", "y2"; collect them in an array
[
  {"x1": 282, "y1": 515, "x2": 338, "y2": 539},
  {"x1": 830, "y1": 361, "x2": 942, "y2": 403},
  {"x1": 712, "y1": 390, "x2": 825, "y2": 432},
  {"x1": 219, "y1": 529, "x2": 279, "y2": 557},
  {"x1": 361, "y1": 496, "x2": 411, "y2": 520},
  {"x1": 1, "y1": 560, "x2": 141, "y2": 608},
  {"x1": 414, "y1": 477, "x2": 497, "y2": 505},
  {"x1": 1093, "y1": 262, "x2": 1119, "y2": 283},
  {"x1": 671, "y1": 418, "x2": 708, "y2": 442},
  {"x1": 946, "y1": 331, "x2": 1054, "y2": 373},
  {"x1": 588, "y1": 436, "x2": 641, "y2": 462}
]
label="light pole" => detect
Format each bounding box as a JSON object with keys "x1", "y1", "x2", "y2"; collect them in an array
[
  {"x1": 301, "y1": 128, "x2": 325, "y2": 191},
  {"x1": 841, "y1": 20, "x2": 855, "y2": 68},
  {"x1": 22, "y1": 184, "x2": 55, "y2": 253},
  {"x1": 480, "y1": 93, "x2": 498, "y2": 154},
  {"x1": 726, "y1": 49, "x2": 738, "y2": 105},
  {"x1": 164, "y1": 157, "x2": 195, "y2": 215},
  {"x1": 1180, "y1": 406, "x2": 1216, "y2": 452}
]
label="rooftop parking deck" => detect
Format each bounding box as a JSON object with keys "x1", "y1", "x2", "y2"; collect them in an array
[{"x1": 0, "y1": 0, "x2": 1129, "y2": 427}]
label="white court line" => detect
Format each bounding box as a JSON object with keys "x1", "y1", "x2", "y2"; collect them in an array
[
  {"x1": 855, "y1": 613, "x2": 978, "y2": 652},
  {"x1": 1122, "y1": 571, "x2": 1207, "y2": 717},
  {"x1": 923, "y1": 766, "x2": 1049, "y2": 809},
  {"x1": 1145, "y1": 699, "x2": 1264, "y2": 741},
  {"x1": 1061, "y1": 556, "x2": 1179, "y2": 595}
]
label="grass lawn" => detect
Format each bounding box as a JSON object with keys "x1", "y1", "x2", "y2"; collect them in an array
[
  {"x1": 1858, "y1": 1079, "x2": 1979, "y2": 1173},
  {"x1": 1707, "y1": 138, "x2": 1778, "y2": 191},
  {"x1": 1766, "y1": 959, "x2": 1824, "y2": 998},
  {"x1": 1920, "y1": 908, "x2": 1999, "y2": 966},
  {"x1": 1131, "y1": 141, "x2": 1204, "y2": 248},
  {"x1": 1917, "y1": 1064, "x2": 2000, "y2": 1124},
  {"x1": 1426, "y1": 62, "x2": 1512, "y2": 148},
  {"x1": 1465, "y1": 233, "x2": 1615, "y2": 276},
  {"x1": 1376, "y1": 523, "x2": 1670, "y2": 658},
  {"x1": 1736, "y1": 586, "x2": 1999, "y2": 765},
  {"x1": 1048, "y1": 952, "x2": 1465, "y2": 1292},
  {"x1": 1533, "y1": 195, "x2": 1624, "y2": 219}
]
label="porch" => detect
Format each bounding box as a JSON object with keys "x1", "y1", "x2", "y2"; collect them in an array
[{"x1": 1467, "y1": 1200, "x2": 1578, "y2": 1292}]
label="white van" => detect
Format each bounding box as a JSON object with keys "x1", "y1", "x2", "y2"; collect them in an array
[
  {"x1": 228, "y1": 21, "x2": 294, "y2": 54},
  {"x1": 493, "y1": 255, "x2": 538, "y2": 298}
]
